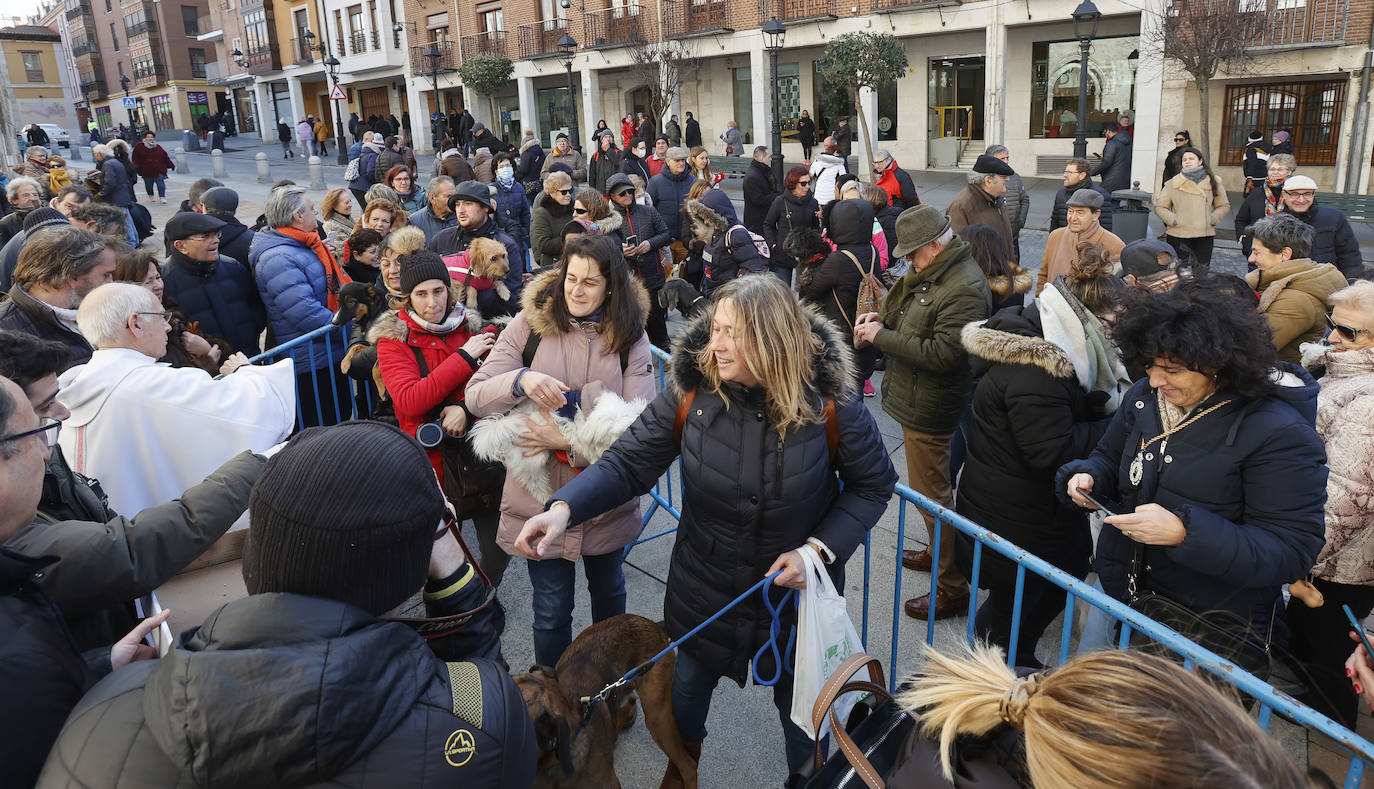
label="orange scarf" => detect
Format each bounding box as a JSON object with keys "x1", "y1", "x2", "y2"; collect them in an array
[{"x1": 277, "y1": 225, "x2": 351, "y2": 310}]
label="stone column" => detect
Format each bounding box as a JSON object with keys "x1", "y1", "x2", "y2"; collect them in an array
[{"x1": 517, "y1": 74, "x2": 538, "y2": 142}]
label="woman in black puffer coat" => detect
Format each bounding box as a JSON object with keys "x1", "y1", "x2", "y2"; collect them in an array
[
  {"x1": 799, "y1": 198, "x2": 879, "y2": 388},
  {"x1": 762, "y1": 165, "x2": 820, "y2": 284},
  {"x1": 514, "y1": 275, "x2": 896, "y2": 783}
]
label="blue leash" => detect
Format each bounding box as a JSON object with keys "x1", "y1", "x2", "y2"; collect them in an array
[{"x1": 576, "y1": 570, "x2": 796, "y2": 734}]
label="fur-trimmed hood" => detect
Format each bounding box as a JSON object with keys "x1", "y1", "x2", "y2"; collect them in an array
[
  {"x1": 668, "y1": 303, "x2": 857, "y2": 402},
  {"x1": 685, "y1": 198, "x2": 728, "y2": 236},
  {"x1": 520, "y1": 136, "x2": 543, "y2": 154},
  {"x1": 365, "y1": 309, "x2": 410, "y2": 345},
  {"x1": 988, "y1": 263, "x2": 1033, "y2": 300},
  {"x1": 961, "y1": 306, "x2": 1075, "y2": 380},
  {"x1": 518, "y1": 263, "x2": 650, "y2": 339}
]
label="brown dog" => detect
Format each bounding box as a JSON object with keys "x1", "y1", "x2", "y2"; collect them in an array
[{"x1": 515, "y1": 614, "x2": 698, "y2": 789}]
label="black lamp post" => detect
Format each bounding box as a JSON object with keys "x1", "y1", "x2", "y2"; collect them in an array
[
  {"x1": 762, "y1": 17, "x2": 786, "y2": 187},
  {"x1": 119, "y1": 74, "x2": 133, "y2": 131},
  {"x1": 557, "y1": 33, "x2": 580, "y2": 151},
  {"x1": 1071, "y1": 0, "x2": 1100, "y2": 159},
  {"x1": 423, "y1": 42, "x2": 442, "y2": 146},
  {"x1": 323, "y1": 55, "x2": 348, "y2": 165}
]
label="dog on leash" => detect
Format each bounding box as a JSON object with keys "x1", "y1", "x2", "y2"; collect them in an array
[
  {"x1": 334, "y1": 281, "x2": 391, "y2": 395},
  {"x1": 514, "y1": 614, "x2": 698, "y2": 789},
  {"x1": 658, "y1": 278, "x2": 708, "y2": 320}
]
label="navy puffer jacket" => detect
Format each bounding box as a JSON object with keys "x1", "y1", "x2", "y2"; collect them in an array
[
  {"x1": 250, "y1": 229, "x2": 345, "y2": 373},
  {"x1": 162, "y1": 249, "x2": 267, "y2": 355},
  {"x1": 553, "y1": 309, "x2": 897, "y2": 684},
  {"x1": 646, "y1": 167, "x2": 697, "y2": 241}
]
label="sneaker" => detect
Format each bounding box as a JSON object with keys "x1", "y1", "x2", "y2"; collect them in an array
[{"x1": 863, "y1": 379, "x2": 876, "y2": 397}]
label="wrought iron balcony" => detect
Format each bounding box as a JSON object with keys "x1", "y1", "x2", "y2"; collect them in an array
[
  {"x1": 291, "y1": 36, "x2": 315, "y2": 64},
  {"x1": 1250, "y1": 0, "x2": 1348, "y2": 48},
  {"x1": 126, "y1": 19, "x2": 158, "y2": 38},
  {"x1": 132, "y1": 61, "x2": 165, "y2": 87},
  {"x1": 459, "y1": 29, "x2": 507, "y2": 60},
  {"x1": 410, "y1": 40, "x2": 458, "y2": 73},
  {"x1": 586, "y1": 5, "x2": 645, "y2": 48},
  {"x1": 516, "y1": 18, "x2": 566, "y2": 60},
  {"x1": 664, "y1": 0, "x2": 733, "y2": 38},
  {"x1": 80, "y1": 77, "x2": 107, "y2": 99},
  {"x1": 64, "y1": 2, "x2": 91, "y2": 20},
  {"x1": 70, "y1": 38, "x2": 95, "y2": 57},
  {"x1": 349, "y1": 31, "x2": 367, "y2": 54},
  {"x1": 776, "y1": 0, "x2": 836, "y2": 21}
]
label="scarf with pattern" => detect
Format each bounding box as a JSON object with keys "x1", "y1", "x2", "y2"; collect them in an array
[{"x1": 1264, "y1": 177, "x2": 1287, "y2": 216}]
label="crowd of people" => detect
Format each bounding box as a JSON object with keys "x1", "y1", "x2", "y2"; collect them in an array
[{"x1": 0, "y1": 107, "x2": 1372, "y2": 789}]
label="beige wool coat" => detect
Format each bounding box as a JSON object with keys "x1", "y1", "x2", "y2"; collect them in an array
[
  {"x1": 1153, "y1": 173, "x2": 1231, "y2": 239},
  {"x1": 1309, "y1": 346, "x2": 1374, "y2": 585}
]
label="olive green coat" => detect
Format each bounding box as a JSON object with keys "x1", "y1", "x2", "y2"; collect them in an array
[{"x1": 874, "y1": 237, "x2": 991, "y2": 433}]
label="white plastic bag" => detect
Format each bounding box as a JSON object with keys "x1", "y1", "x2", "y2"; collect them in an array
[{"x1": 790, "y1": 544, "x2": 864, "y2": 740}]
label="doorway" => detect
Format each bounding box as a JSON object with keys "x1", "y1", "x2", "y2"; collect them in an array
[{"x1": 928, "y1": 57, "x2": 984, "y2": 140}]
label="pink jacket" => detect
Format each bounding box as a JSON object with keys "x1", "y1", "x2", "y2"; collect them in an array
[{"x1": 464, "y1": 270, "x2": 655, "y2": 561}]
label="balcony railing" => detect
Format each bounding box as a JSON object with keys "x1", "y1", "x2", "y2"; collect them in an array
[
  {"x1": 370, "y1": 30, "x2": 380, "y2": 50},
  {"x1": 71, "y1": 38, "x2": 94, "y2": 57},
  {"x1": 586, "y1": 5, "x2": 645, "y2": 48},
  {"x1": 126, "y1": 18, "x2": 157, "y2": 38},
  {"x1": 410, "y1": 40, "x2": 458, "y2": 73},
  {"x1": 80, "y1": 78, "x2": 108, "y2": 99},
  {"x1": 1250, "y1": 0, "x2": 1347, "y2": 47},
  {"x1": 349, "y1": 31, "x2": 367, "y2": 54},
  {"x1": 517, "y1": 18, "x2": 566, "y2": 59},
  {"x1": 870, "y1": 0, "x2": 941, "y2": 8},
  {"x1": 460, "y1": 29, "x2": 507, "y2": 60},
  {"x1": 776, "y1": 0, "x2": 836, "y2": 21},
  {"x1": 664, "y1": 0, "x2": 732, "y2": 38},
  {"x1": 291, "y1": 36, "x2": 315, "y2": 64},
  {"x1": 132, "y1": 62, "x2": 165, "y2": 87},
  {"x1": 204, "y1": 60, "x2": 226, "y2": 82},
  {"x1": 243, "y1": 44, "x2": 279, "y2": 72},
  {"x1": 64, "y1": 2, "x2": 90, "y2": 20}
]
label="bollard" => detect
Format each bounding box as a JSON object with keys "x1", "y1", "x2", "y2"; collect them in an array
[
  {"x1": 308, "y1": 155, "x2": 323, "y2": 190},
  {"x1": 80, "y1": 145, "x2": 94, "y2": 162},
  {"x1": 68, "y1": 144, "x2": 80, "y2": 161},
  {"x1": 255, "y1": 151, "x2": 270, "y2": 184},
  {"x1": 174, "y1": 147, "x2": 189, "y2": 174},
  {"x1": 211, "y1": 148, "x2": 226, "y2": 178}
]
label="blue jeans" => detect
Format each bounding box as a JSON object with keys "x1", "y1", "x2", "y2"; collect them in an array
[
  {"x1": 142, "y1": 174, "x2": 165, "y2": 197},
  {"x1": 671, "y1": 647, "x2": 818, "y2": 775},
  {"x1": 525, "y1": 550, "x2": 627, "y2": 666}
]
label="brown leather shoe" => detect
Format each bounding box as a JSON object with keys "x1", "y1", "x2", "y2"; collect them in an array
[
  {"x1": 905, "y1": 589, "x2": 970, "y2": 620},
  {"x1": 901, "y1": 548, "x2": 932, "y2": 572}
]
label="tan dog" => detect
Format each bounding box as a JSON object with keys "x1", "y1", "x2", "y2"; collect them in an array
[
  {"x1": 452, "y1": 236, "x2": 511, "y2": 316},
  {"x1": 515, "y1": 614, "x2": 699, "y2": 789}
]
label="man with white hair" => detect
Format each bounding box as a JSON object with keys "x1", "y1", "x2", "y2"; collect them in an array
[
  {"x1": 0, "y1": 176, "x2": 46, "y2": 245},
  {"x1": 18, "y1": 145, "x2": 49, "y2": 184},
  {"x1": 92, "y1": 143, "x2": 139, "y2": 247},
  {"x1": 946, "y1": 153, "x2": 1017, "y2": 262},
  {"x1": 56, "y1": 282, "x2": 294, "y2": 517}
]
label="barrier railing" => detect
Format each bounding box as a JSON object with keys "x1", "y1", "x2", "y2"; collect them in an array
[
  {"x1": 245, "y1": 323, "x2": 376, "y2": 426},
  {"x1": 259, "y1": 330, "x2": 1374, "y2": 786}
]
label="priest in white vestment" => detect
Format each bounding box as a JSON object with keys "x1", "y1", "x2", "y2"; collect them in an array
[{"x1": 57, "y1": 283, "x2": 295, "y2": 517}]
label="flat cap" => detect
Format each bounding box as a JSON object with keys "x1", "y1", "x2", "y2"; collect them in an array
[
  {"x1": 972, "y1": 154, "x2": 1014, "y2": 176},
  {"x1": 165, "y1": 212, "x2": 226, "y2": 242}
]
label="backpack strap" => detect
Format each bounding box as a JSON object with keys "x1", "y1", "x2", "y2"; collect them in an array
[
  {"x1": 822, "y1": 398, "x2": 839, "y2": 464},
  {"x1": 522, "y1": 329, "x2": 629, "y2": 374},
  {"x1": 673, "y1": 387, "x2": 698, "y2": 444},
  {"x1": 444, "y1": 661, "x2": 485, "y2": 729}
]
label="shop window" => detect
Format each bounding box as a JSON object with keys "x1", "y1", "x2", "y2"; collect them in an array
[
  {"x1": 151, "y1": 94, "x2": 174, "y2": 130},
  {"x1": 1221, "y1": 80, "x2": 1344, "y2": 165},
  {"x1": 732, "y1": 66, "x2": 753, "y2": 145},
  {"x1": 1029, "y1": 35, "x2": 1138, "y2": 140},
  {"x1": 877, "y1": 79, "x2": 897, "y2": 142}
]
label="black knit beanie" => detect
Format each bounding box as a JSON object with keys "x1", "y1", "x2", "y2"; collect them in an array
[
  {"x1": 399, "y1": 249, "x2": 452, "y2": 295},
  {"x1": 242, "y1": 422, "x2": 444, "y2": 615}
]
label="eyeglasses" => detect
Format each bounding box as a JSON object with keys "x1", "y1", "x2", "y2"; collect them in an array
[
  {"x1": 797, "y1": 179, "x2": 811, "y2": 186},
  {"x1": 136, "y1": 310, "x2": 172, "y2": 323},
  {"x1": 573, "y1": 208, "x2": 589, "y2": 215},
  {"x1": 557, "y1": 189, "x2": 572, "y2": 195},
  {"x1": 1327, "y1": 314, "x2": 1372, "y2": 340},
  {"x1": 0, "y1": 417, "x2": 61, "y2": 449},
  {"x1": 1285, "y1": 190, "x2": 1316, "y2": 199},
  {"x1": 873, "y1": 160, "x2": 888, "y2": 169},
  {"x1": 183, "y1": 233, "x2": 220, "y2": 242},
  {"x1": 1174, "y1": 137, "x2": 1187, "y2": 142}
]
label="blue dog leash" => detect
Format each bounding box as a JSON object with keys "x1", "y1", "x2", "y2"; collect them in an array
[{"x1": 576, "y1": 570, "x2": 797, "y2": 734}]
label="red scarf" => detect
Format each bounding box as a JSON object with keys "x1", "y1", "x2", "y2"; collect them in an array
[
  {"x1": 277, "y1": 225, "x2": 352, "y2": 310},
  {"x1": 1264, "y1": 177, "x2": 1286, "y2": 216}
]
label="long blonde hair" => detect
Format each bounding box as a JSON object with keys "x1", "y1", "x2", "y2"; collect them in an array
[
  {"x1": 692, "y1": 275, "x2": 825, "y2": 435},
  {"x1": 905, "y1": 643, "x2": 1313, "y2": 789}
]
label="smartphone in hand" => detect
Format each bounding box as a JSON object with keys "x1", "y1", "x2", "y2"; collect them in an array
[{"x1": 1075, "y1": 487, "x2": 1121, "y2": 517}]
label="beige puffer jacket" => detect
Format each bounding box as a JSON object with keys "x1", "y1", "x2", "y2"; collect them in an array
[
  {"x1": 1309, "y1": 346, "x2": 1374, "y2": 585},
  {"x1": 1153, "y1": 173, "x2": 1230, "y2": 238}
]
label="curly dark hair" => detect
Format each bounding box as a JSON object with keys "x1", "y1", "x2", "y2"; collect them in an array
[{"x1": 1112, "y1": 287, "x2": 1277, "y2": 401}]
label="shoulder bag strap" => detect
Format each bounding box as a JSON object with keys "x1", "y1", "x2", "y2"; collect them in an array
[
  {"x1": 810, "y1": 653, "x2": 886, "y2": 768},
  {"x1": 828, "y1": 681, "x2": 898, "y2": 789},
  {"x1": 673, "y1": 387, "x2": 698, "y2": 444}
]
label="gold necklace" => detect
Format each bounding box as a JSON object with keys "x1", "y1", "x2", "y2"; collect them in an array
[{"x1": 1128, "y1": 398, "x2": 1233, "y2": 487}]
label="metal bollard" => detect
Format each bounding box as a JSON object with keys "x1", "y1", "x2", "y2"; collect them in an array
[
  {"x1": 68, "y1": 144, "x2": 80, "y2": 161},
  {"x1": 211, "y1": 149, "x2": 227, "y2": 178},
  {"x1": 308, "y1": 155, "x2": 323, "y2": 190},
  {"x1": 174, "y1": 147, "x2": 188, "y2": 174},
  {"x1": 80, "y1": 145, "x2": 94, "y2": 162},
  {"x1": 255, "y1": 151, "x2": 270, "y2": 184}
]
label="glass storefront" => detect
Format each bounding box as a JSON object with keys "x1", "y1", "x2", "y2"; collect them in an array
[
  {"x1": 1029, "y1": 35, "x2": 1138, "y2": 139},
  {"x1": 535, "y1": 85, "x2": 574, "y2": 148},
  {"x1": 151, "y1": 94, "x2": 173, "y2": 131},
  {"x1": 732, "y1": 66, "x2": 753, "y2": 145}
]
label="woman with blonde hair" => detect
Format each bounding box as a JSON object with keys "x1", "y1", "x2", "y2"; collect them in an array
[
  {"x1": 530, "y1": 170, "x2": 574, "y2": 270},
  {"x1": 516, "y1": 273, "x2": 897, "y2": 782},
  {"x1": 688, "y1": 145, "x2": 712, "y2": 183},
  {"x1": 896, "y1": 643, "x2": 1313, "y2": 787}
]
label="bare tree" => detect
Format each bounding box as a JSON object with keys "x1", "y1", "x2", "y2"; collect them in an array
[
  {"x1": 624, "y1": 38, "x2": 700, "y2": 135},
  {"x1": 1144, "y1": 0, "x2": 1268, "y2": 162}
]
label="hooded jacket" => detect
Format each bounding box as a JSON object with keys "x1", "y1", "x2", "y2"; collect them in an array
[
  {"x1": 809, "y1": 153, "x2": 846, "y2": 206},
  {"x1": 646, "y1": 166, "x2": 697, "y2": 241},
  {"x1": 36, "y1": 594, "x2": 536, "y2": 788},
  {"x1": 1056, "y1": 367, "x2": 1327, "y2": 643},
  {"x1": 742, "y1": 158, "x2": 778, "y2": 234},
  {"x1": 874, "y1": 237, "x2": 991, "y2": 433},
  {"x1": 955, "y1": 307, "x2": 1111, "y2": 591},
  {"x1": 530, "y1": 190, "x2": 574, "y2": 269},
  {"x1": 799, "y1": 199, "x2": 877, "y2": 339},
  {"x1": 688, "y1": 189, "x2": 766, "y2": 295},
  {"x1": 1309, "y1": 346, "x2": 1374, "y2": 585},
  {"x1": 464, "y1": 268, "x2": 655, "y2": 562},
  {"x1": 162, "y1": 248, "x2": 267, "y2": 356},
  {"x1": 1051, "y1": 177, "x2": 1114, "y2": 231},
  {"x1": 988, "y1": 262, "x2": 1033, "y2": 312},
  {"x1": 550, "y1": 307, "x2": 897, "y2": 683},
  {"x1": 0, "y1": 284, "x2": 93, "y2": 368},
  {"x1": 763, "y1": 189, "x2": 821, "y2": 269},
  {"x1": 250, "y1": 228, "x2": 346, "y2": 373},
  {"x1": 516, "y1": 138, "x2": 546, "y2": 183},
  {"x1": 1154, "y1": 172, "x2": 1230, "y2": 239},
  {"x1": 1246, "y1": 259, "x2": 1348, "y2": 364}
]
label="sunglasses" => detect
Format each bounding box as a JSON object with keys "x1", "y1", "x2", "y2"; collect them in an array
[
  {"x1": 1174, "y1": 137, "x2": 1187, "y2": 142},
  {"x1": 573, "y1": 208, "x2": 589, "y2": 215},
  {"x1": 797, "y1": 179, "x2": 811, "y2": 186},
  {"x1": 1327, "y1": 314, "x2": 1372, "y2": 341},
  {"x1": 557, "y1": 189, "x2": 572, "y2": 195}
]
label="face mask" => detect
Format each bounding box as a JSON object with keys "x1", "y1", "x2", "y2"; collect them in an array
[{"x1": 496, "y1": 166, "x2": 514, "y2": 186}]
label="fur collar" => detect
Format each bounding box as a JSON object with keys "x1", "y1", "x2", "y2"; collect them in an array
[
  {"x1": 535, "y1": 191, "x2": 572, "y2": 215},
  {"x1": 987, "y1": 263, "x2": 1033, "y2": 299},
  {"x1": 520, "y1": 137, "x2": 542, "y2": 154},
  {"x1": 519, "y1": 265, "x2": 651, "y2": 339},
  {"x1": 685, "y1": 199, "x2": 728, "y2": 236},
  {"x1": 961, "y1": 319, "x2": 1075, "y2": 379},
  {"x1": 668, "y1": 304, "x2": 857, "y2": 401},
  {"x1": 366, "y1": 309, "x2": 407, "y2": 344}
]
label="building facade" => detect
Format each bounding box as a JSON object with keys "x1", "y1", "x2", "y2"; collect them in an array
[{"x1": 0, "y1": 25, "x2": 80, "y2": 163}]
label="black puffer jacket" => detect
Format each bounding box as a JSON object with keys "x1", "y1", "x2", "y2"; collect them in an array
[
  {"x1": 799, "y1": 199, "x2": 877, "y2": 341},
  {"x1": 1289, "y1": 204, "x2": 1365, "y2": 281},
  {"x1": 38, "y1": 593, "x2": 535, "y2": 788},
  {"x1": 1056, "y1": 368, "x2": 1327, "y2": 643},
  {"x1": 954, "y1": 308, "x2": 1110, "y2": 590},
  {"x1": 0, "y1": 284, "x2": 92, "y2": 369},
  {"x1": 647, "y1": 167, "x2": 697, "y2": 241},
  {"x1": 609, "y1": 198, "x2": 671, "y2": 290},
  {"x1": 1050, "y1": 177, "x2": 1114, "y2": 231},
  {"x1": 742, "y1": 159, "x2": 777, "y2": 234},
  {"x1": 763, "y1": 190, "x2": 820, "y2": 270},
  {"x1": 216, "y1": 217, "x2": 257, "y2": 271},
  {"x1": 161, "y1": 249, "x2": 267, "y2": 356},
  {"x1": 553, "y1": 309, "x2": 897, "y2": 684},
  {"x1": 0, "y1": 547, "x2": 101, "y2": 788},
  {"x1": 688, "y1": 189, "x2": 766, "y2": 296},
  {"x1": 618, "y1": 149, "x2": 651, "y2": 183}
]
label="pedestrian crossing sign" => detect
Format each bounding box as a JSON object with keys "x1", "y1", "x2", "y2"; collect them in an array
[{"x1": 329, "y1": 84, "x2": 347, "y2": 101}]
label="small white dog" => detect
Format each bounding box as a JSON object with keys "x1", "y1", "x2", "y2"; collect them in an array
[{"x1": 468, "y1": 382, "x2": 647, "y2": 502}]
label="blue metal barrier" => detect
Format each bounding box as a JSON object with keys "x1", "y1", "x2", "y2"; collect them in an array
[{"x1": 245, "y1": 323, "x2": 376, "y2": 426}]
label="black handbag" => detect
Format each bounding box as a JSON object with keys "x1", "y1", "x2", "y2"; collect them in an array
[
  {"x1": 410, "y1": 348, "x2": 505, "y2": 517},
  {"x1": 1125, "y1": 543, "x2": 1274, "y2": 681},
  {"x1": 795, "y1": 654, "x2": 916, "y2": 789}
]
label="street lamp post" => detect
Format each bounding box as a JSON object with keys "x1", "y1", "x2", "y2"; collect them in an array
[
  {"x1": 323, "y1": 55, "x2": 348, "y2": 165},
  {"x1": 1071, "y1": 0, "x2": 1101, "y2": 159},
  {"x1": 762, "y1": 17, "x2": 786, "y2": 187},
  {"x1": 557, "y1": 33, "x2": 580, "y2": 151},
  {"x1": 423, "y1": 43, "x2": 442, "y2": 148},
  {"x1": 119, "y1": 74, "x2": 133, "y2": 132}
]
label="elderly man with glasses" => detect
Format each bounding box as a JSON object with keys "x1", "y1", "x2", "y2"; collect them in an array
[
  {"x1": 1271, "y1": 174, "x2": 1366, "y2": 281},
  {"x1": 873, "y1": 148, "x2": 920, "y2": 212},
  {"x1": 55, "y1": 282, "x2": 293, "y2": 518},
  {"x1": 162, "y1": 212, "x2": 266, "y2": 356}
]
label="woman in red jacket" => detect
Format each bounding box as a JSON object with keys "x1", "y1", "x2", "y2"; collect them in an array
[{"x1": 374, "y1": 250, "x2": 506, "y2": 581}]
